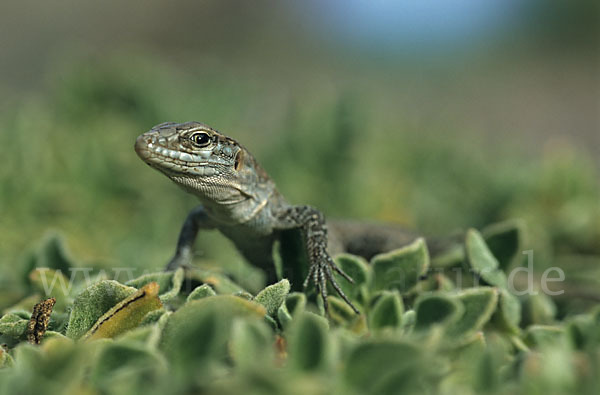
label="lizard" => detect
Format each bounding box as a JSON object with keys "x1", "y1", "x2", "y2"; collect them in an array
[{"x1": 134, "y1": 121, "x2": 431, "y2": 314}]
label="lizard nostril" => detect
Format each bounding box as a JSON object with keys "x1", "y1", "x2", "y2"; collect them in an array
[{"x1": 234, "y1": 150, "x2": 243, "y2": 171}]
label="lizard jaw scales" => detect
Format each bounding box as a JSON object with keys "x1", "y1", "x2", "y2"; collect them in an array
[{"x1": 135, "y1": 138, "x2": 217, "y2": 177}]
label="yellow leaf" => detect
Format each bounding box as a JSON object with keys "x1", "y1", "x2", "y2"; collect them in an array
[{"x1": 83, "y1": 282, "x2": 162, "y2": 341}]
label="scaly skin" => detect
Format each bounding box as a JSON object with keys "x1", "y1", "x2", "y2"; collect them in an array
[{"x1": 135, "y1": 121, "x2": 364, "y2": 313}]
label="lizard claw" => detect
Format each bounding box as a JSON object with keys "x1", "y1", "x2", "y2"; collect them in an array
[{"x1": 303, "y1": 255, "x2": 360, "y2": 315}]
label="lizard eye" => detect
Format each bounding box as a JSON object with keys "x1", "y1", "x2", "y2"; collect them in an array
[{"x1": 190, "y1": 132, "x2": 211, "y2": 147}]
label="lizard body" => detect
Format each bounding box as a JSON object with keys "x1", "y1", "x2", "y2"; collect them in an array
[{"x1": 135, "y1": 121, "x2": 424, "y2": 313}]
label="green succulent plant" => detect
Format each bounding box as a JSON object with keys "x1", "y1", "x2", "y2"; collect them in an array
[{"x1": 1, "y1": 225, "x2": 598, "y2": 395}]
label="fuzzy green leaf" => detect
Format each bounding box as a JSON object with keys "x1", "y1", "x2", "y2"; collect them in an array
[
  {"x1": 524, "y1": 325, "x2": 564, "y2": 347},
  {"x1": 126, "y1": 267, "x2": 184, "y2": 303},
  {"x1": 187, "y1": 269, "x2": 245, "y2": 295},
  {"x1": 328, "y1": 296, "x2": 361, "y2": 327},
  {"x1": 566, "y1": 314, "x2": 598, "y2": 350},
  {"x1": 10, "y1": 336, "x2": 85, "y2": 393},
  {"x1": 0, "y1": 313, "x2": 29, "y2": 339},
  {"x1": 278, "y1": 292, "x2": 307, "y2": 330},
  {"x1": 284, "y1": 292, "x2": 306, "y2": 315},
  {"x1": 466, "y1": 229, "x2": 507, "y2": 288},
  {"x1": 287, "y1": 312, "x2": 331, "y2": 372},
  {"x1": 344, "y1": 340, "x2": 427, "y2": 394},
  {"x1": 277, "y1": 303, "x2": 293, "y2": 329},
  {"x1": 369, "y1": 290, "x2": 404, "y2": 330},
  {"x1": 431, "y1": 244, "x2": 465, "y2": 268},
  {"x1": 482, "y1": 220, "x2": 524, "y2": 271},
  {"x1": 330, "y1": 254, "x2": 370, "y2": 302},
  {"x1": 521, "y1": 292, "x2": 556, "y2": 326},
  {"x1": 90, "y1": 342, "x2": 167, "y2": 393},
  {"x1": 66, "y1": 280, "x2": 137, "y2": 340},
  {"x1": 254, "y1": 279, "x2": 290, "y2": 316},
  {"x1": 0, "y1": 346, "x2": 14, "y2": 368},
  {"x1": 230, "y1": 319, "x2": 274, "y2": 367},
  {"x1": 187, "y1": 284, "x2": 216, "y2": 302},
  {"x1": 113, "y1": 325, "x2": 155, "y2": 344},
  {"x1": 414, "y1": 293, "x2": 463, "y2": 331},
  {"x1": 445, "y1": 287, "x2": 499, "y2": 339},
  {"x1": 159, "y1": 295, "x2": 265, "y2": 370},
  {"x1": 371, "y1": 238, "x2": 430, "y2": 293},
  {"x1": 140, "y1": 308, "x2": 167, "y2": 326},
  {"x1": 492, "y1": 288, "x2": 521, "y2": 334}
]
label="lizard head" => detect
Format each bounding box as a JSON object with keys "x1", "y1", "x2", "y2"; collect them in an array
[{"x1": 135, "y1": 122, "x2": 273, "y2": 207}]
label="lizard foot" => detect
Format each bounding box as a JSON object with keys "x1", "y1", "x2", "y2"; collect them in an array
[
  {"x1": 164, "y1": 248, "x2": 194, "y2": 272},
  {"x1": 303, "y1": 255, "x2": 359, "y2": 315}
]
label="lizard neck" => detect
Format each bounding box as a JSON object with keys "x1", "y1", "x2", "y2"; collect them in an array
[{"x1": 193, "y1": 180, "x2": 278, "y2": 225}]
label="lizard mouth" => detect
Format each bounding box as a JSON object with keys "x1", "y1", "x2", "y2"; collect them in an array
[{"x1": 134, "y1": 134, "x2": 219, "y2": 176}]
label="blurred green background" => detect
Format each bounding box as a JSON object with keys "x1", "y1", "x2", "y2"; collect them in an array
[{"x1": 0, "y1": 0, "x2": 598, "y2": 298}]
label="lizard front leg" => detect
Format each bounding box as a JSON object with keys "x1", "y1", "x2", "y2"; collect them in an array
[
  {"x1": 165, "y1": 205, "x2": 215, "y2": 271},
  {"x1": 275, "y1": 205, "x2": 359, "y2": 314}
]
